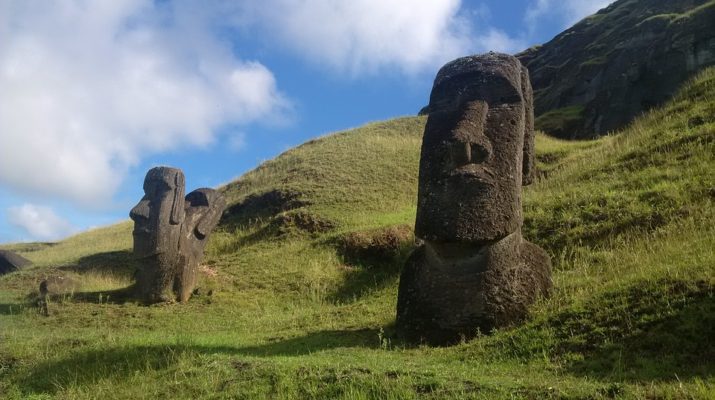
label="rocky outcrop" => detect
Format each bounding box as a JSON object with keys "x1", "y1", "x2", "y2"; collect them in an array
[
  {"x1": 0, "y1": 250, "x2": 32, "y2": 275},
  {"x1": 517, "y1": 0, "x2": 715, "y2": 138}
]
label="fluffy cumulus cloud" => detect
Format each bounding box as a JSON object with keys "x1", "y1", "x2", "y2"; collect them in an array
[
  {"x1": 0, "y1": 0, "x2": 288, "y2": 206},
  {"x1": 235, "y1": 0, "x2": 475, "y2": 75},
  {"x1": 7, "y1": 204, "x2": 78, "y2": 241},
  {"x1": 525, "y1": 0, "x2": 613, "y2": 32}
]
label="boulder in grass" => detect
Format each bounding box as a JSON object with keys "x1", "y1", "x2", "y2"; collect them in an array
[{"x1": 0, "y1": 250, "x2": 32, "y2": 275}]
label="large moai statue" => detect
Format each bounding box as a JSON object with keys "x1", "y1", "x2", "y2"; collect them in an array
[
  {"x1": 130, "y1": 167, "x2": 225, "y2": 304},
  {"x1": 396, "y1": 53, "x2": 552, "y2": 345}
]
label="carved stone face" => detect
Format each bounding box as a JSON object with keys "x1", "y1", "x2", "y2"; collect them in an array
[
  {"x1": 182, "y1": 188, "x2": 226, "y2": 257},
  {"x1": 415, "y1": 53, "x2": 534, "y2": 243},
  {"x1": 129, "y1": 167, "x2": 185, "y2": 258}
]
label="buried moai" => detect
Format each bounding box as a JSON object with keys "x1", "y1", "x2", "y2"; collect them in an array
[
  {"x1": 130, "y1": 167, "x2": 225, "y2": 304},
  {"x1": 396, "y1": 53, "x2": 552, "y2": 344}
]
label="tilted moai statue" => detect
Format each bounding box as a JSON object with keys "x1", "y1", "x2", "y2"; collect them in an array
[
  {"x1": 396, "y1": 53, "x2": 552, "y2": 345},
  {"x1": 176, "y1": 188, "x2": 225, "y2": 302},
  {"x1": 130, "y1": 167, "x2": 225, "y2": 304}
]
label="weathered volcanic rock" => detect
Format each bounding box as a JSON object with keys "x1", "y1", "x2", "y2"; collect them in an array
[
  {"x1": 0, "y1": 250, "x2": 32, "y2": 275},
  {"x1": 397, "y1": 53, "x2": 551, "y2": 345},
  {"x1": 517, "y1": 0, "x2": 715, "y2": 138},
  {"x1": 130, "y1": 167, "x2": 225, "y2": 304}
]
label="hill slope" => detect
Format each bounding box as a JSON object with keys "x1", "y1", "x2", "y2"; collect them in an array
[
  {"x1": 517, "y1": 0, "x2": 715, "y2": 138},
  {"x1": 0, "y1": 68, "x2": 713, "y2": 399}
]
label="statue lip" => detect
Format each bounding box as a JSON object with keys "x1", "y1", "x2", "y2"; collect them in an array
[{"x1": 449, "y1": 164, "x2": 494, "y2": 184}]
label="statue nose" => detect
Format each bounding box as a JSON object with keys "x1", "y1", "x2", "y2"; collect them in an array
[
  {"x1": 453, "y1": 141, "x2": 490, "y2": 166},
  {"x1": 469, "y1": 142, "x2": 489, "y2": 164},
  {"x1": 130, "y1": 199, "x2": 150, "y2": 220}
]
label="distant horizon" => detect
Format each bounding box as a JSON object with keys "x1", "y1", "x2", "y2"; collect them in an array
[{"x1": 0, "y1": 0, "x2": 614, "y2": 243}]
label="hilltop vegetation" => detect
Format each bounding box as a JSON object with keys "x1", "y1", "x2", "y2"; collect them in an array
[
  {"x1": 518, "y1": 0, "x2": 715, "y2": 138},
  {"x1": 0, "y1": 68, "x2": 713, "y2": 399}
]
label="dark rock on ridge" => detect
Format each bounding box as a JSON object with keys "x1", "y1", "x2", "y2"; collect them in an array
[
  {"x1": 517, "y1": 0, "x2": 715, "y2": 138},
  {"x1": 0, "y1": 250, "x2": 32, "y2": 275}
]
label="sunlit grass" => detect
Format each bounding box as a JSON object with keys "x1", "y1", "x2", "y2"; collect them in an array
[{"x1": 0, "y1": 68, "x2": 713, "y2": 399}]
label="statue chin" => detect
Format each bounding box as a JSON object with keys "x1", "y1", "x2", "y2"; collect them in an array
[{"x1": 132, "y1": 234, "x2": 158, "y2": 259}]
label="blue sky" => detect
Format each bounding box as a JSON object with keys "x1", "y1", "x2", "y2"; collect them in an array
[{"x1": 0, "y1": 0, "x2": 613, "y2": 243}]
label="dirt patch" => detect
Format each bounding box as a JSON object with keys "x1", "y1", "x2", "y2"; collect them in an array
[
  {"x1": 270, "y1": 211, "x2": 336, "y2": 235},
  {"x1": 338, "y1": 225, "x2": 414, "y2": 265},
  {"x1": 536, "y1": 151, "x2": 565, "y2": 165}
]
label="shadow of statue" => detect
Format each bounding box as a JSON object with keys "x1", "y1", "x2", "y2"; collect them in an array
[
  {"x1": 326, "y1": 226, "x2": 415, "y2": 303},
  {"x1": 17, "y1": 327, "x2": 405, "y2": 396},
  {"x1": 328, "y1": 249, "x2": 410, "y2": 304},
  {"x1": 232, "y1": 328, "x2": 384, "y2": 356},
  {"x1": 60, "y1": 250, "x2": 138, "y2": 280}
]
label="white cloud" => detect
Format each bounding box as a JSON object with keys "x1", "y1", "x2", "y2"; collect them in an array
[
  {"x1": 234, "y1": 0, "x2": 474, "y2": 75},
  {"x1": 7, "y1": 204, "x2": 78, "y2": 241},
  {"x1": 0, "y1": 0, "x2": 289, "y2": 206},
  {"x1": 525, "y1": 0, "x2": 613, "y2": 33},
  {"x1": 474, "y1": 29, "x2": 529, "y2": 54}
]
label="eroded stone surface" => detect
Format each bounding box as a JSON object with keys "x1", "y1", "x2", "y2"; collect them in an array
[
  {"x1": 176, "y1": 188, "x2": 226, "y2": 303},
  {"x1": 396, "y1": 53, "x2": 551, "y2": 345},
  {"x1": 130, "y1": 166, "x2": 225, "y2": 304}
]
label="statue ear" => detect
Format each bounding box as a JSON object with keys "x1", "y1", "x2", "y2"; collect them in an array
[
  {"x1": 170, "y1": 171, "x2": 186, "y2": 225},
  {"x1": 195, "y1": 192, "x2": 226, "y2": 238},
  {"x1": 521, "y1": 65, "x2": 535, "y2": 186}
]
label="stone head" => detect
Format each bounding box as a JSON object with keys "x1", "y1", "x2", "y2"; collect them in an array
[
  {"x1": 415, "y1": 52, "x2": 535, "y2": 243},
  {"x1": 130, "y1": 166, "x2": 186, "y2": 257},
  {"x1": 182, "y1": 188, "x2": 226, "y2": 254}
]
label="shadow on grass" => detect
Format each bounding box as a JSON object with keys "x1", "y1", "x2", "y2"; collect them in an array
[
  {"x1": 464, "y1": 278, "x2": 714, "y2": 383},
  {"x1": 19, "y1": 344, "x2": 187, "y2": 395},
  {"x1": 18, "y1": 327, "x2": 395, "y2": 396},
  {"x1": 327, "y1": 228, "x2": 415, "y2": 303},
  {"x1": 563, "y1": 286, "x2": 715, "y2": 382},
  {"x1": 329, "y1": 263, "x2": 402, "y2": 304},
  {"x1": 63, "y1": 286, "x2": 137, "y2": 304},
  {"x1": 0, "y1": 303, "x2": 30, "y2": 315},
  {"x1": 60, "y1": 250, "x2": 138, "y2": 279},
  {"x1": 520, "y1": 279, "x2": 715, "y2": 383},
  {"x1": 235, "y1": 327, "x2": 383, "y2": 356}
]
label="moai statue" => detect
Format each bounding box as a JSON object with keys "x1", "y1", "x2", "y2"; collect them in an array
[
  {"x1": 130, "y1": 166, "x2": 225, "y2": 304},
  {"x1": 396, "y1": 53, "x2": 552, "y2": 345},
  {"x1": 175, "y1": 188, "x2": 225, "y2": 303},
  {"x1": 130, "y1": 167, "x2": 185, "y2": 303}
]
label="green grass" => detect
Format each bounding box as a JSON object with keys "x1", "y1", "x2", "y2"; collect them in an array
[
  {"x1": 534, "y1": 105, "x2": 585, "y2": 139},
  {"x1": 673, "y1": 0, "x2": 715, "y2": 22},
  {"x1": 1, "y1": 68, "x2": 714, "y2": 399}
]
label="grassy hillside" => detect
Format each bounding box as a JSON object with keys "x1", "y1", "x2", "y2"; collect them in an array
[{"x1": 0, "y1": 68, "x2": 713, "y2": 399}]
